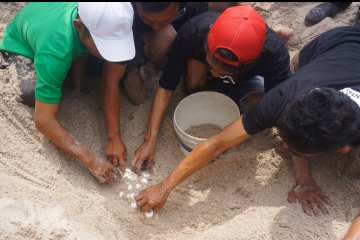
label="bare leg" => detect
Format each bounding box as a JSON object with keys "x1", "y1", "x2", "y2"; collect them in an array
[
  {"x1": 143, "y1": 24, "x2": 177, "y2": 68},
  {"x1": 290, "y1": 51, "x2": 300, "y2": 74},
  {"x1": 184, "y1": 59, "x2": 208, "y2": 94},
  {"x1": 122, "y1": 66, "x2": 146, "y2": 106},
  {"x1": 274, "y1": 28, "x2": 294, "y2": 44},
  {"x1": 71, "y1": 55, "x2": 88, "y2": 92}
]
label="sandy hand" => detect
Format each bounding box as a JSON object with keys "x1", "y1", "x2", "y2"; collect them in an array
[
  {"x1": 88, "y1": 157, "x2": 120, "y2": 183},
  {"x1": 135, "y1": 182, "x2": 169, "y2": 212},
  {"x1": 132, "y1": 141, "x2": 155, "y2": 172},
  {"x1": 106, "y1": 136, "x2": 127, "y2": 172},
  {"x1": 288, "y1": 184, "x2": 330, "y2": 216}
]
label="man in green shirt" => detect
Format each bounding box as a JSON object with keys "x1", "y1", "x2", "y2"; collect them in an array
[{"x1": 0, "y1": 2, "x2": 135, "y2": 182}]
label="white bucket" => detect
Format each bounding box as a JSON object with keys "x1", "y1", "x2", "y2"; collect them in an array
[{"x1": 173, "y1": 91, "x2": 240, "y2": 156}]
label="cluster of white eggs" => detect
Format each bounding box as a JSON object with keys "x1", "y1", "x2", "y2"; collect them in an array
[{"x1": 119, "y1": 168, "x2": 154, "y2": 218}]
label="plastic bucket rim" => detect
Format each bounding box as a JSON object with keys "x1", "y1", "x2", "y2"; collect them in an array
[
  {"x1": 173, "y1": 91, "x2": 239, "y2": 143},
  {"x1": 173, "y1": 116, "x2": 206, "y2": 143}
]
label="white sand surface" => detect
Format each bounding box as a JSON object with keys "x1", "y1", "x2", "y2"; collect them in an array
[{"x1": 1, "y1": 2, "x2": 360, "y2": 239}]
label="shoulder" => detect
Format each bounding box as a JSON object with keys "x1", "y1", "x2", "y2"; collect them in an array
[
  {"x1": 257, "y1": 25, "x2": 289, "y2": 62},
  {"x1": 180, "y1": 11, "x2": 220, "y2": 34}
]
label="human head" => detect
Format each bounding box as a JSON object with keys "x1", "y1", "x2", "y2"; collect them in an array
[
  {"x1": 74, "y1": 2, "x2": 135, "y2": 62},
  {"x1": 207, "y1": 6, "x2": 266, "y2": 78},
  {"x1": 74, "y1": 19, "x2": 102, "y2": 59},
  {"x1": 136, "y1": 2, "x2": 180, "y2": 31},
  {"x1": 277, "y1": 87, "x2": 360, "y2": 155}
]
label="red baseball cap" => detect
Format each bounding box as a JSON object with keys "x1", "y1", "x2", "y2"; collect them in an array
[{"x1": 208, "y1": 6, "x2": 266, "y2": 67}]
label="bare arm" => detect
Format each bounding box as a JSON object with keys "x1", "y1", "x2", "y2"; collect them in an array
[
  {"x1": 34, "y1": 100, "x2": 117, "y2": 182},
  {"x1": 136, "y1": 116, "x2": 251, "y2": 211},
  {"x1": 163, "y1": 116, "x2": 250, "y2": 193},
  {"x1": 101, "y1": 61, "x2": 127, "y2": 171},
  {"x1": 292, "y1": 154, "x2": 314, "y2": 186},
  {"x1": 343, "y1": 216, "x2": 360, "y2": 240},
  {"x1": 132, "y1": 87, "x2": 173, "y2": 171}
]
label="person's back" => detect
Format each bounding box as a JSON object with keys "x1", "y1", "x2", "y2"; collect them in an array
[
  {"x1": 243, "y1": 25, "x2": 360, "y2": 135},
  {"x1": 275, "y1": 25, "x2": 360, "y2": 153}
]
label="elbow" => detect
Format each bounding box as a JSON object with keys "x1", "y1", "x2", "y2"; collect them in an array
[
  {"x1": 206, "y1": 135, "x2": 226, "y2": 156},
  {"x1": 34, "y1": 115, "x2": 48, "y2": 133}
]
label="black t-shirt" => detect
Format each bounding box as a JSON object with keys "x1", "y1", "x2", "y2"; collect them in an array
[
  {"x1": 131, "y1": 2, "x2": 208, "y2": 49},
  {"x1": 243, "y1": 25, "x2": 360, "y2": 135},
  {"x1": 159, "y1": 11, "x2": 290, "y2": 93}
]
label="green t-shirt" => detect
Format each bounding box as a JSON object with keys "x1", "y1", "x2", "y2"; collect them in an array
[{"x1": 0, "y1": 2, "x2": 88, "y2": 104}]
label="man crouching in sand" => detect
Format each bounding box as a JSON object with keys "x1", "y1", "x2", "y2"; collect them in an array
[
  {"x1": 0, "y1": 3, "x2": 136, "y2": 182},
  {"x1": 135, "y1": 24, "x2": 360, "y2": 215}
]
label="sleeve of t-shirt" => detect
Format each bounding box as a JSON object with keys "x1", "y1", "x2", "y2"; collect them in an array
[
  {"x1": 242, "y1": 80, "x2": 288, "y2": 135},
  {"x1": 34, "y1": 51, "x2": 70, "y2": 104},
  {"x1": 260, "y1": 35, "x2": 290, "y2": 92},
  {"x1": 158, "y1": 24, "x2": 195, "y2": 90}
]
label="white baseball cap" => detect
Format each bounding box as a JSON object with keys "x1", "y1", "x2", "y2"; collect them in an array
[{"x1": 78, "y1": 2, "x2": 135, "y2": 62}]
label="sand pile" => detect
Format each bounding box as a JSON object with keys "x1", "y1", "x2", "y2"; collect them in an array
[{"x1": 1, "y1": 2, "x2": 360, "y2": 240}]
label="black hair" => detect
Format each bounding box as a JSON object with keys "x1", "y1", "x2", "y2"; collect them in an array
[
  {"x1": 139, "y1": 2, "x2": 178, "y2": 13},
  {"x1": 277, "y1": 87, "x2": 360, "y2": 154},
  {"x1": 211, "y1": 48, "x2": 244, "y2": 75},
  {"x1": 215, "y1": 48, "x2": 238, "y2": 62}
]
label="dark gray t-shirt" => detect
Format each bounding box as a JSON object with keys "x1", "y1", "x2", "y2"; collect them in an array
[
  {"x1": 159, "y1": 11, "x2": 290, "y2": 93},
  {"x1": 243, "y1": 25, "x2": 360, "y2": 135}
]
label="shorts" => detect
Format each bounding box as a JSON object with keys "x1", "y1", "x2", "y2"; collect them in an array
[
  {"x1": 84, "y1": 54, "x2": 133, "y2": 89},
  {"x1": 206, "y1": 75, "x2": 265, "y2": 105}
]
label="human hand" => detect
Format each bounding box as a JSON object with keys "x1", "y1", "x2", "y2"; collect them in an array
[
  {"x1": 106, "y1": 135, "x2": 127, "y2": 172},
  {"x1": 135, "y1": 182, "x2": 169, "y2": 212},
  {"x1": 287, "y1": 184, "x2": 331, "y2": 216},
  {"x1": 132, "y1": 141, "x2": 155, "y2": 172},
  {"x1": 87, "y1": 157, "x2": 120, "y2": 183}
]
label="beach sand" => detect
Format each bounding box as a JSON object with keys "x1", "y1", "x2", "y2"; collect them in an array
[{"x1": 1, "y1": 2, "x2": 360, "y2": 239}]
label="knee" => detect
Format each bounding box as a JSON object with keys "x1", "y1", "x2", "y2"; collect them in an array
[
  {"x1": 122, "y1": 67, "x2": 146, "y2": 106},
  {"x1": 20, "y1": 80, "x2": 35, "y2": 108},
  {"x1": 143, "y1": 25, "x2": 177, "y2": 65},
  {"x1": 184, "y1": 59, "x2": 208, "y2": 93},
  {"x1": 184, "y1": 74, "x2": 207, "y2": 93}
]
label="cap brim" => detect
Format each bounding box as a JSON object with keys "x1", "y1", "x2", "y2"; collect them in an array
[{"x1": 91, "y1": 32, "x2": 135, "y2": 62}]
